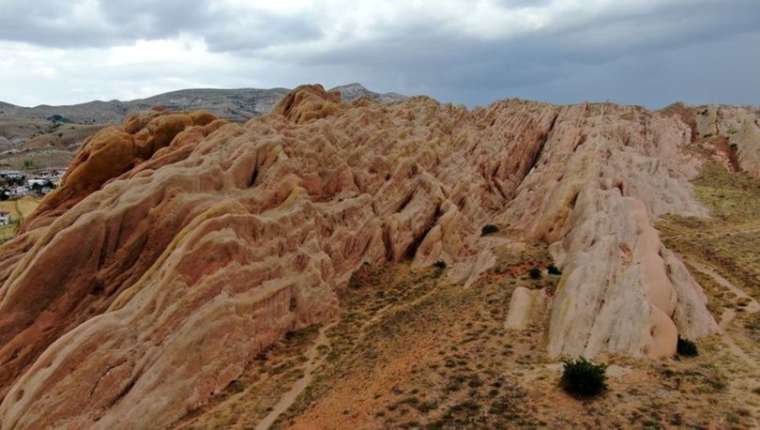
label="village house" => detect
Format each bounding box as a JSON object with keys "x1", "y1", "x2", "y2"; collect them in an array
[
  {"x1": 0, "y1": 170, "x2": 24, "y2": 179},
  {"x1": 0, "y1": 170, "x2": 25, "y2": 185},
  {"x1": 0, "y1": 211, "x2": 10, "y2": 226},
  {"x1": 10, "y1": 186, "x2": 30, "y2": 198}
]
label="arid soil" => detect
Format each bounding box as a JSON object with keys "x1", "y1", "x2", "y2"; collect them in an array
[{"x1": 179, "y1": 246, "x2": 760, "y2": 429}]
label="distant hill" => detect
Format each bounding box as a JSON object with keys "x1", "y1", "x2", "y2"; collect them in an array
[
  {"x1": 329, "y1": 83, "x2": 407, "y2": 105},
  {"x1": 0, "y1": 83, "x2": 406, "y2": 124},
  {"x1": 0, "y1": 83, "x2": 407, "y2": 171}
]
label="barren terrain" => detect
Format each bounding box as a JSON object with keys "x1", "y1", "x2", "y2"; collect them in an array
[{"x1": 0, "y1": 85, "x2": 758, "y2": 429}]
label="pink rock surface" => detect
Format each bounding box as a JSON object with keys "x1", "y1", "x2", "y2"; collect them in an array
[{"x1": 0, "y1": 85, "x2": 725, "y2": 428}]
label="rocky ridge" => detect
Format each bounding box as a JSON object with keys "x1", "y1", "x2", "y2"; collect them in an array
[
  {"x1": 0, "y1": 83, "x2": 406, "y2": 171},
  {"x1": 0, "y1": 83, "x2": 405, "y2": 125},
  {"x1": 0, "y1": 84, "x2": 757, "y2": 429}
]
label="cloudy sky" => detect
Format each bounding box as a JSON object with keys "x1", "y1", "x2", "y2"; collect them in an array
[{"x1": 0, "y1": 0, "x2": 758, "y2": 108}]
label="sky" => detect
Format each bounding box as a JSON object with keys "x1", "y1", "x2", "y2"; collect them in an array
[{"x1": 0, "y1": 0, "x2": 759, "y2": 108}]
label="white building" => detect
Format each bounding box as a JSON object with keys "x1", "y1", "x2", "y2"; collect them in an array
[
  {"x1": 10, "y1": 186, "x2": 29, "y2": 198},
  {"x1": 0, "y1": 170, "x2": 24, "y2": 181},
  {"x1": 28, "y1": 178, "x2": 49, "y2": 187},
  {"x1": 0, "y1": 211, "x2": 10, "y2": 226}
]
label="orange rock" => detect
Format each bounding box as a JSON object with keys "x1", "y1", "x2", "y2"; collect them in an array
[
  {"x1": 273, "y1": 84, "x2": 342, "y2": 123},
  {"x1": 23, "y1": 111, "x2": 222, "y2": 231}
]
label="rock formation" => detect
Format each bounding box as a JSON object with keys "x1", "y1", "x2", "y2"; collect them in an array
[
  {"x1": 693, "y1": 105, "x2": 760, "y2": 176},
  {"x1": 0, "y1": 84, "x2": 753, "y2": 429},
  {"x1": 23, "y1": 110, "x2": 221, "y2": 231}
]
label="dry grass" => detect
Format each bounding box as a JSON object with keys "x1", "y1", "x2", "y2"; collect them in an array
[
  {"x1": 0, "y1": 149, "x2": 73, "y2": 171},
  {"x1": 656, "y1": 160, "x2": 760, "y2": 427},
  {"x1": 660, "y1": 161, "x2": 760, "y2": 326},
  {"x1": 0, "y1": 224, "x2": 16, "y2": 242},
  {"x1": 275, "y1": 246, "x2": 753, "y2": 429},
  {"x1": 16, "y1": 197, "x2": 39, "y2": 218},
  {"x1": 174, "y1": 326, "x2": 320, "y2": 430},
  {"x1": 0, "y1": 197, "x2": 39, "y2": 243}
]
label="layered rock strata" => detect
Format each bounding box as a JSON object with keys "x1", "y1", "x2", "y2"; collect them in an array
[{"x1": 0, "y1": 85, "x2": 746, "y2": 428}]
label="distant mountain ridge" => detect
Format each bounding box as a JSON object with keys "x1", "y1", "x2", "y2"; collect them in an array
[{"x1": 0, "y1": 83, "x2": 407, "y2": 124}]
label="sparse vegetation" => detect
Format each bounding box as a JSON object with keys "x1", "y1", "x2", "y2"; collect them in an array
[
  {"x1": 528, "y1": 267, "x2": 542, "y2": 279},
  {"x1": 174, "y1": 235, "x2": 754, "y2": 428},
  {"x1": 676, "y1": 337, "x2": 698, "y2": 357},
  {"x1": 560, "y1": 357, "x2": 607, "y2": 398},
  {"x1": 433, "y1": 260, "x2": 447, "y2": 270},
  {"x1": 745, "y1": 313, "x2": 760, "y2": 342},
  {"x1": 47, "y1": 114, "x2": 71, "y2": 124},
  {"x1": 481, "y1": 224, "x2": 499, "y2": 236}
]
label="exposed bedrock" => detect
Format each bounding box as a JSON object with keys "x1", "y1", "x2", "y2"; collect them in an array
[{"x1": 0, "y1": 85, "x2": 734, "y2": 428}]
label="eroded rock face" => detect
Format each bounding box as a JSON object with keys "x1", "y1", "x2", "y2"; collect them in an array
[
  {"x1": 498, "y1": 103, "x2": 718, "y2": 358},
  {"x1": 23, "y1": 110, "x2": 221, "y2": 231},
  {"x1": 0, "y1": 84, "x2": 725, "y2": 428},
  {"x1": 693, "y1": 105, "x2": 760, "y2": 176}
]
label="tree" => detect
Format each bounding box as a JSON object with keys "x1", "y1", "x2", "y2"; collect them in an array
[{"x1": 561, "y1": 357, "x2": 608, "y2": 398}]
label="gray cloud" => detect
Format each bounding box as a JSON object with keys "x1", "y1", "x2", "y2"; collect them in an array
[
  {"x1": 0, "y1": 0, "x2": 758, "y2": 108},
  {"x1": 0, "y1": 0, "x2": 320, "y2": 49}
]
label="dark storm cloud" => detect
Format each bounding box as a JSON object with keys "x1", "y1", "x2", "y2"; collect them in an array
[
  {"x1": 282, "y1": 0, "x2": 759, "y2": 78},
  {"x1": 0, "y1": 0, "x2": 758, "y2": 107},
  {"x1": 290, "y1": 0, "x2": 760, "y2": 106}
]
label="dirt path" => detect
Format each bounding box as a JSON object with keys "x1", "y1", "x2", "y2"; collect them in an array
[
  {"x1": 662, "y1": 221, "x2": 760, "y2": 241},
  {"x1": 690, "y1": 261, "x2": 760, "y2": 316},
  {"x1": 689, "y1": 260, "x2": 759, "y2": 369},
  {"x1": 255, "y1": 322, "x2": 336, "y2": 430}
]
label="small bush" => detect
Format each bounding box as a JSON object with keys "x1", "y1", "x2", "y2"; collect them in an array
[
  {"x1": 433, "y1": 260, "x2": 447, "y2": 270},
  {"x1": 677, "y1": 337, "x2": 698, "y2": 357},
  {"x1": 481, "y1": 224, "x2": 499, "y2": 236},
  {"x1": 226, "y1": 379, "x2": 245, "y2": 393},
  {"x1": 560, "y1": 357, "x2": 607, "y2": 398},
  {"x1": 548, "y1": 264, "x2": 562, "y2": 275},
  {"x1": 529, "y1": 267, "x2": 542, "y2": 279}
]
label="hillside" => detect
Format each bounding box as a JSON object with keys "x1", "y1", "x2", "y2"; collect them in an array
[
  {"x1": 0, "y1": 83, "x2": 406, "y2": 171},
  {"x1": 0, "y1": 85, "x2": 758, "y2": 429},
  {"x1": 0, "y1": 83, "x2": 405, "y2": 124}
]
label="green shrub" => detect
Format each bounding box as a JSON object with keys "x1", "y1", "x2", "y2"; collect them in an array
[
  {"x1": 548, "y1": 264, "x2": 562, "y2": 275},
  {"x1": 226, "y1": 379, "x2": 245, "y2": 393},
  {"x1": 560, "y1": 357, "x2": 607, "y2": 398},
  {"x1": 433, "y1": 260, "x2": 447, "y2": 270},
  {"x1": 529, "y1": 267, "x2": 542, "y2": 279},
  {"x1": 677, "y1": 337, "x2": 698, "y2": 357},
  {"x1": 481, "y1": 224, "x2": 499, "y2": 236}
]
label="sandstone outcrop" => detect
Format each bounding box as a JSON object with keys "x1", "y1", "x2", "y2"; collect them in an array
[
  {"x1": 0, "y1": 84, "x2": 733, "y2": 428},
  {"x1": 22, "y1": 110, "x2": 220, "y2": 231},
  {"x1": 693, "y1": 105, "x2": 760, "y2": 176},
  {"x1": 497, "y1": 103, "x2": 718, "y2": 358}
]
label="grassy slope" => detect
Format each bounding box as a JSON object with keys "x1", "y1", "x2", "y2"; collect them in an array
[{"x1": 0, "y1": 197, "x2": 39, "y2": 242}]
